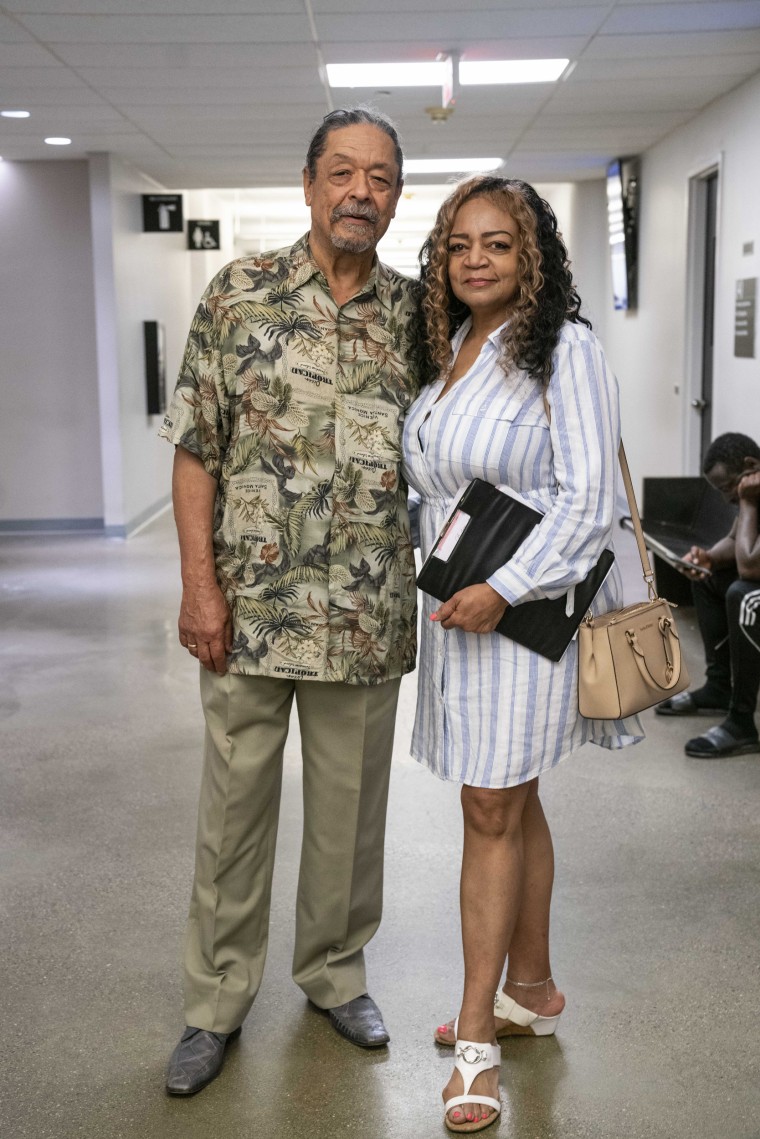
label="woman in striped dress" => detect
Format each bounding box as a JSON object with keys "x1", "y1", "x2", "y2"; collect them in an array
[{"x1": 401, "y1": 176, "x2": 644, "y2": 1132}]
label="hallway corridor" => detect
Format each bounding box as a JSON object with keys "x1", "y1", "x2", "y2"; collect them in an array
[{"x1": 1, "y1": 513, "x2": 758, "y2": 1139}]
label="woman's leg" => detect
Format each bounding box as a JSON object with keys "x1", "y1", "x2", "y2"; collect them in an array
[
  {"x1": 502, "y1": 780, "x2": 565, "y2": 1017},
  {"x1": 443, "y1": 780, "x2": 532, "y2": 1126},
  {"x1": 436, "y1": 780, "x2": 563, "y2": 1047}
]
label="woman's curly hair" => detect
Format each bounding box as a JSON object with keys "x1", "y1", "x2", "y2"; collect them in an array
[{"x1": 419, "y1": 176, "x2": 591, "y2": 384}]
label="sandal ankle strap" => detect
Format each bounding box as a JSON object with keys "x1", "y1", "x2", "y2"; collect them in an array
[{"x1": 493, "y1": 991, "x2": 538, "y2": 1026}]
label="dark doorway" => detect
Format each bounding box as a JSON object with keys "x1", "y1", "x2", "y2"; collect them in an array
[{"x1": 696, "y1": 170, "x2": 718, "y2": 464}]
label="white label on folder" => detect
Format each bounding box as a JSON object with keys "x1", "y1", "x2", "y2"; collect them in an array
[{"x1": 433, "y1": 509, "x2": 470, "y2": 561}]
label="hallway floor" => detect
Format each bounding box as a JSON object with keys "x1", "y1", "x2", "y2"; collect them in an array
[{"x1": 1, "y1": 513, "x2": 759, "y2": 1139}]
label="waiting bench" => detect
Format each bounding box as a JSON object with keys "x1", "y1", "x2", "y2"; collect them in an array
[{"x1": 621, "y1": 476, "x2": 736, "y2": 604}]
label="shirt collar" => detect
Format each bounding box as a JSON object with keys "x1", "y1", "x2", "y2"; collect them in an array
[
  {"x1": 287, "y1": 232, "x2": 395, "y2": 312},
  {"x1": 451, "y1": 316, "x2": 509, "y2": 354}
]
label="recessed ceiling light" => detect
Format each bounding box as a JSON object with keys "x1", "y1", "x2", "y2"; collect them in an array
[
  {"x1": 327, "y1": 62, "x2": 447, "y2": 88},
  {"x1": 44, "y1": 137, "x2": 72, "y2": 145},
  {"x1": 1, "y1": 110, "x2": 30, "y2": 118},
  {"x1": 405, "y1": 158, "x2": 503, "y2": 174},
  {"x1": 459, "y1": 59, "x2": 569, "y2": 84}
]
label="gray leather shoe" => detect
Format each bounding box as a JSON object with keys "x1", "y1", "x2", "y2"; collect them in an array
[
  {"x1": 165, "y1": 1025, "x2": 241, "y2": 1096},
  {"x1": 327, "y1": 995, "x2": 390, "y2": 1048}
]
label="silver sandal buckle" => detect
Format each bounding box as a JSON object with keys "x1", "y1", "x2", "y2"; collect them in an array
[{"x1": 456, "y1": 1044, "x2": 488, "y2": 1065}]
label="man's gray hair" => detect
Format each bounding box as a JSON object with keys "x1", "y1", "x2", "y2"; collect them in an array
[{"x1": 305, "y1": 106, "x2": 404, "y2": 183}]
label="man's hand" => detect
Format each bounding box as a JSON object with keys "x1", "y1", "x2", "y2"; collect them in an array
[
  {"x1": 738, "y1": 469, "x2": 760, "y2": 506},
  {"x1": 679, "y1": 546, "x2": 713, "y2": 578},
  {"x1": 431, "y1": 583, "x2": 509, "y2": 633},
  {"x1": 172, "y1": 447, "x2": 232, "y2": 675},
  {"x1": 178, "y1": 582, "x2": 233, "y2": 675}
]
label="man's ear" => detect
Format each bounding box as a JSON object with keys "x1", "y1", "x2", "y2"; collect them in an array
[
  {"x1": 391, "y1": 178, "x2": 404, "y2": 218},
  {"x1": 743, "y1": 456, "x2": 760, "y2": 471},
  {"x1": 303, "y1": 166, "x2": 312, "y2": 206}
]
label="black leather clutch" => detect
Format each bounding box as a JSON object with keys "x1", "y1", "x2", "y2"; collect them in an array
[{"x1": 417, "y1": 478, "x2": 615, "y2": 662}]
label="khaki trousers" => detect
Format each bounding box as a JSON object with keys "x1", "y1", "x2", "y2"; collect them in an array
[{"x1": 182, "y1": 670, "x2": 401, "y2": 1033}]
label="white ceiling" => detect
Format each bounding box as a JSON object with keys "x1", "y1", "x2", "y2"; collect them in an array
[{"x1": 1, "y1": 0, "x2": 759, "y2": 188}]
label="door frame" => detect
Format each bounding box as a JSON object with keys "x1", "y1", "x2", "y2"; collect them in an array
[{"x1": 683, "y1": 155, "x2": 723, "y2": 475}]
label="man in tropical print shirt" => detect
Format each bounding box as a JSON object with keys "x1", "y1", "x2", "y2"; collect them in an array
[{"x1": 162, "y1": 109, "x2": 420, "y2": 1096}]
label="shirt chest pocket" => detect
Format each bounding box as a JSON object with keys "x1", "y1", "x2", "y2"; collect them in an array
[
  {"x1": 450, "y1": 407, "x2": 549, "y2": 434},
  {"x1": 447, "y1": 408, "x2": 550, "y2": 485}
]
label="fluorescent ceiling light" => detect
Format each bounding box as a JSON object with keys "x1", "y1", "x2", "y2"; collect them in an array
[
  {"x1": 459, "y1": 59, "x2": 569, "y2": 84},
  {"x1": 405, "y1": 158, "x2": 503, "y2": 174},
  {"x1": 44, "y1": 137, "x2": 71, "y2": 145},
  {"x1": 327, "y1": 62, "x2": 447, "y2": 88},
  {"x1": 1, "y1": 110, "x2": 30, "y2": 118}
]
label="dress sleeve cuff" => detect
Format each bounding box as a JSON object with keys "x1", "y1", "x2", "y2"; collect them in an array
[{"x1": 487, "y1": 565, "x2": 546, "y2": 606}]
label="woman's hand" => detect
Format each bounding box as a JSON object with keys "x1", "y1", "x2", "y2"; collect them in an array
[{"x1": 431, "y1": 583, "x2": 509, "y2": 633}]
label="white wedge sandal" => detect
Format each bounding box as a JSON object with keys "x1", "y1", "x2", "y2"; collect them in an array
[
  {"x1": 435, "y1": 985, "x2": 562, "y2": 1046},
  {"x1": 444, "y1": 1038, "x2": 501, "y2": 1134},
  {"x1": 492, "y1": 988, "x2": 562, "y2": 1036}
]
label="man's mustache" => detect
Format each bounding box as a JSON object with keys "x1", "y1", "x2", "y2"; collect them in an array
[{"x1": 331, "y1": 203, "x2": 379, "y2": 224}]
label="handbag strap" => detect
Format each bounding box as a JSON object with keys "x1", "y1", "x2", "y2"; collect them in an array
[
  {"x1": 542, "y1": 391, "x2": 656, "y2": 597},
  {"x1": 617, "y1": 441, "x2": 656, "y2": 597}
]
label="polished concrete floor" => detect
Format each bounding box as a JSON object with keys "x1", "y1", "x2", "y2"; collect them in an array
[{"x1": 1, "y1": 513, "x2": 759, "y2": 1139}]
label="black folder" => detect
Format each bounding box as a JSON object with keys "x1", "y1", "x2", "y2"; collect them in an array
[{"x1": 417, "y1": 478, "x2": 615, "y2": 662}]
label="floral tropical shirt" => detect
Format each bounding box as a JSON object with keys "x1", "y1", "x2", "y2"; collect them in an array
[{"x1": 160, "y1": 234, "x2": 420, "y2": 685}]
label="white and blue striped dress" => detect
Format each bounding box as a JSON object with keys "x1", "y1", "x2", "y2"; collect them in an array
[{"x1": 402, "y1": 318, "x2": 644, "y2": 788}]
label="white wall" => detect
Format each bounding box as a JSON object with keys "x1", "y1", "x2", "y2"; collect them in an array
[
  {"x1": 564, "y1": 179, "x2": 610, "y2": 339},
  {"x1": 0, "y1": 156, "x2": 240, "y2": 535},
  {"x1": 0, "y1": 160, "x2": 103, "y2": 526},
  {"x1": 580, "y1": 69, "x2": 760, "y2": 493},
  {"x1": 90, "y1": 155, "x2": 194, "y2": 533},
  {"x1": 185, "y1": 188, "x2": 237, "y2": 303}
]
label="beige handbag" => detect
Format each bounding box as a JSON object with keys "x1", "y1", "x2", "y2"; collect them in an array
[{"x1": 577, "y1": 443, "x2": 690, "y2": 720}]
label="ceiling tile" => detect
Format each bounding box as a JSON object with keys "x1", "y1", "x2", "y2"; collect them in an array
[
  {"x1": 545, "y1": 74, "x2": 735, "y2": 112},
  {"x1": 2, "y1": 2, "x2": 759, "y2": 187},
  {"x1": 586, "y1": 29, "x2": 760, "y2": 56},
  {"x1": 3, "y1": 1, "x2": 302, "y2": 11},
  {"x1": 313, "y1": 0, "x2": 593, "y2": 9},
  {"x1": 52, "y1": 41, "x2": 317, "y2": 68},
  {"x1": 0, "y1": 42, "x2": 61, "y2": 65},
  {"x1": 572, "y1": 52, "x2": 760, "y2": 79},
  {"x1": 0, "y1": 87, "x2": 111, "y2": 106},
  {"x1": 0, "y1": 67, "x2": 90, "y2": 89},
  {"x1": 0, "y1": 12, "x2": 34, "y2": 40},
  {"x1": 322, "y1": 37, "x2": 589, "y2": 62},
  {"x1": 74, "y1": 67, "x2": 324, "y2": 91},
  {"x1": 316, "y1": 9, "x2": 607, "y2": 41},
  {"x1": 97, "y1": 87, "x2": 329, "y2": 106},
  {"x1": 14, "y1": 14, "x2": 312, "y2": 43},
  {"x1": 604, "y1": 3, "x2": 760, "y2": 36}
]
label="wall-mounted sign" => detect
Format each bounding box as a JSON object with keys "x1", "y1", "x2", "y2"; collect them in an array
[
  {"x1": 188, "y1": 219, "x2": 220, "y2": 250},
  {"x1": 144, "y1": 321, "x2": 166, "y2": 415},
  {"x1": 734, "y1": 278, "x2": 756, "y2": 359},
  {"x1": 142, "y1": 194, "x2": 183, "y2": 233}
]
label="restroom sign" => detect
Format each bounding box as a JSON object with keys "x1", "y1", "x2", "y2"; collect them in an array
[
  {"x1": 188, "y1": 219, "x2": 220, "y2": 250},
  {"x1": 734, "y1": 278, "x2": 756, "y2": 359},
  {"x1": 142, "y1": 194, "x2": 183, "y2": 233}
]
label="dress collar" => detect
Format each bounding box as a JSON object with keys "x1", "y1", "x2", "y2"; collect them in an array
[{"x1": 451, "y1": 316, "x2": 509, "y2": 356}]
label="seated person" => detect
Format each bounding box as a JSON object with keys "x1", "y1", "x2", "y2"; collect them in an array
[{"x1": 656, "y1": 432, "x2": 760, "y2": 758}]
